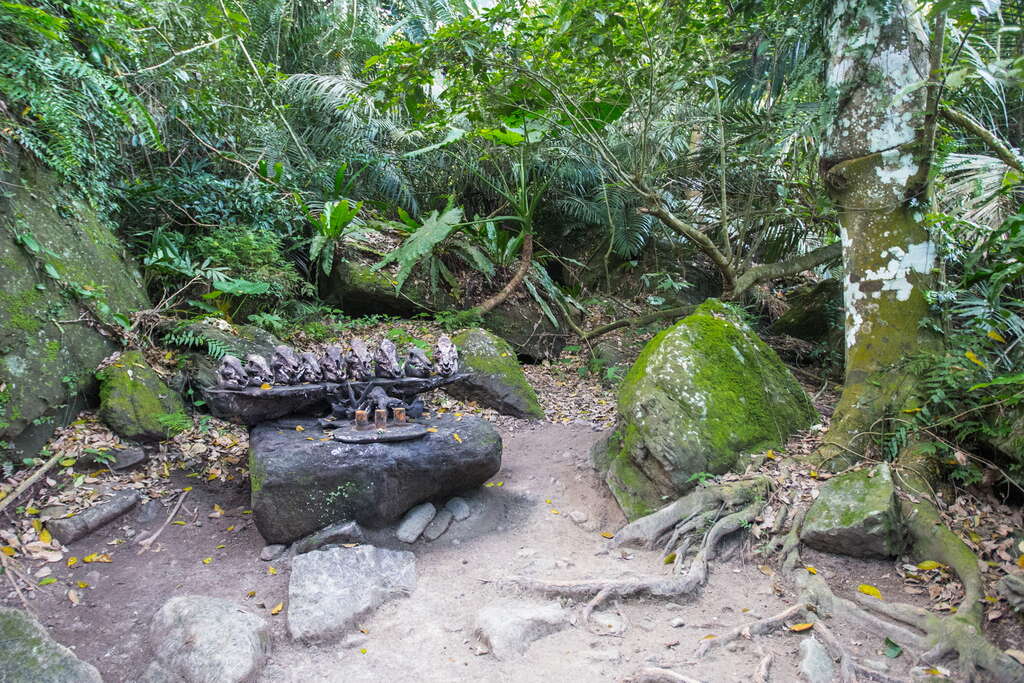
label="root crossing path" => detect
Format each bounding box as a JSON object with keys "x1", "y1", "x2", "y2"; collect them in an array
[{"x1": 5, "y1": 423, "x2": 987, "y2": 681}]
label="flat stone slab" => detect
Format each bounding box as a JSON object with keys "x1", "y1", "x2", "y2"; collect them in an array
[
  {"x1": 288, "y1": 545, "x2": 416, "y2": 642},
  {"x1": 204, "y1": 384, "x2": 336, "y2": 426},
  {"x1": 474, "y1": 599, "x2": 568, "y2": 660},
  {"x1": 332, "y1": 422, "x2": 428, "y2": 443},
  {"x1": 250, "y1": 415, "x2": 501, "y2": 544}
]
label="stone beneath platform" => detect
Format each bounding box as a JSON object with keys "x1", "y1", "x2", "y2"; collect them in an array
[{"x1": 250, "y1": 415, "x2": 502, "y2": 544}]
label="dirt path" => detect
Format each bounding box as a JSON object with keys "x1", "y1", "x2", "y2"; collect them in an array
[{"x1": 2, "y1": 421, "x2": 961, "y2": 681}]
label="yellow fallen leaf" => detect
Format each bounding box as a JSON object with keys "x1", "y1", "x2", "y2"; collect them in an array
[
  {"x1": 452, "y1": 433, "x2": 462, "y2": 443},
  {"x1": 162, "y1": 462, "x2": 170, "y2": 478},
  {"x1": 295, "y1": 425, "x2": 304, "y2": 432},
  {"x1": 965, "y1": 350, "x2": 985, "y2": 368},
  {"x1": 66, "y1": 556, "x2": 78, "y2": 567},
  {"x1": 268, "y1": 567, "x2": 278, "y2": 575},
  {"x1": 1017, "y1": 556, "x2": 1024, "y2": 569},
  {"x1": 246, "y1": 590, "x2": 256, "y2": 598},
  {"x1": 1, "y1": 546, "x2": 16, "y2": 557},
  {"x1": 216, "y1": 544, "x2": 225, "y2": 549},
  {"x1": 600, "y1": 532, "x2": 614, "y2": 539},
  {"x1": 916, "y1": 560, "x2": 943, "y2": 570},
  {"x1": 484, "y1": 482, "x2": 494, "y2": 488},
  {"x1": 242, "y1": 510, "x2": 253, "y2": 515},
  {"x1": 496, "y1": 481, "x2": 504, "y2": 487},
  {"x1": 260, "y1": 383, "x2": 272, "y2": 390},
  {"x1": 342, "y1": 543, "x2": 359, "y2": 548},
  {"x1": 0, "y1": 491, "x2": 6, "y2": 501},
  {"x1": 183, "y1": 486, "x2": 192, "y2": 492},
  {"x1": 226, "y1": 525, "x2": 236, "y2": 532},
  {"x1": 809, "y1": 471, "x2": 818, "y2": 478},
  {"x1": 26, "y1": 507, "x2": 39, "y2": 515},
  {"x1": 31, "y1": 519, "x2": 41, "y2": 533},
  {"x1": 83, "y1": 553, "x2": 98, "y2": 563},
  {"x1": 545, "y1": 499, "x2": 552, "y2": 504},
  {"x1": 172, "y1": 520, "x2": 186, "y2": 526},
  {"x1": 988, "y1": 330, "x2": 1007, "y2": 343},
  {"x1": 270, "y1": 602, "x2": 283, "y2": 615},
  {"x1": 702, "y1": 634, "x2": 717, "y2": 640},
  {"x1": 360, "y1": 648, "x2": 367, "y2": 654},
  {"x1": 551, "y1": 509, "x2": 560, "y2": 515},
  {"x1": 764, "y1": 450, "x2": 776, "y2": 460},
  {"x1": 858, "y1": 584, "x2": 883, "y2": 600},
  {"x1": 426, "y1": 428, "x2": 438, "y2": 433},
  {"x1": 39, "y1": 528, "x2": 52, "y2": 544},
  {"x1": 202, "y1": 557, "x2": 212, "y2": 564},
  {"x1": 805, "y1": 566, "x2": 817, "y2": 575},
  {"x1": 664, "y1": 553, "x2": 677, "y2": 565},
  {"x1": 77, "y1": 581, "x2": 89, "y2": 589},
  {"x1": 790, "y1": 623, "x2": 814, "y2": 632}
]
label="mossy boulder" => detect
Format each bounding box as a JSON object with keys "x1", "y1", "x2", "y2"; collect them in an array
[
  {"x1": 98, "y1": 351, "x2": 185, "y2": 442},
  {"x1": 597, "y1": 300, "x2": 817, "y2": 518},
  {"x1": 322, "y1": 257, "x2": 567, "y2": 360},
  {"x1": 0, "y1": 153, "x2": 150, "y2": 463},
  {"x1": 444, "y1": 328, "x2": 543, "y2": 419},
  {"x1": 0, "y1": 607, "x2": 102, "y2": 682},
  {"x1": 800, "y1": 463, "x2": 902, "y2": 558},
  {"x1": 768, "y1": 279, "x2": 843, "y2": 346}
]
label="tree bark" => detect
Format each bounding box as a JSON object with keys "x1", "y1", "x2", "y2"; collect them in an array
[
  {"x1": 475, "y1": 231, "x2": 533, "y2": 315},
  {"x1": 818, "y1": 0, "x2": 939, "y2": 466}
]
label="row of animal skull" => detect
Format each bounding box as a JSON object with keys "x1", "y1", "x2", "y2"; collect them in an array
[{"x1": 216, "y1": 336, "x2": 459, "y2": 390}]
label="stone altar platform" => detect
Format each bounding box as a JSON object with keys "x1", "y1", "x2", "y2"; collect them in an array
[{"x1": 250, "y1": 415, "x2": 501, "y2": 544}]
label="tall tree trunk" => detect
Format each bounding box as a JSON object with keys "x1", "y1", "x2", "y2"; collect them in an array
[{"x1": 817, "y1": 0, "x2": 939, "y2": 466}]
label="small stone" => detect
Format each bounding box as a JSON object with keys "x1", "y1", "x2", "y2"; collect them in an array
[
  {"x1": 46, "y1": 491, "x2": 140, "y2": 545},
  {"x1": 396, "y1": 503, "x2": 436, "y2": 543},
  {"x1": 589, "y1": 611, "x2": 626, "y2": 635},
  {"x1": 423, "y1": 509, "x2": 454, "y2": 541},
  {"x1": 135, "y1": 500, "x2": 162, "y2": 525},
  {"x1": 291, "y1": 520, "x2": 365, "y2": 556},
  {"x1": 799, "y1": 637, "x2": 836, "y2": 683},
  {"x1": 516, "y1": 548, "x2": 537, "y2": 558},
  {"x1": 474, "y1": 599, "x2": 568, "y2": 660},
  {"x1": 569, "y1": 511, "x2": 588, "y2": 525},
  {"x1": 445, "y1": 497, "x2": 471, "y2": 521},
  {"x1": 144, "y1": 596, "x2": 269, "y2": 683},
  {"x1": 260, "y1": 545, "x2": 287, "y2": 562},
  {"x1": 340, "y1": 633, "x2": 368, "y2": 649},
  {"x1": 670, "y1": 617, "x2": 685, "y2": 628},
  {"x1": 109, "y1": 446, "x2": 147, "y2": 471}
]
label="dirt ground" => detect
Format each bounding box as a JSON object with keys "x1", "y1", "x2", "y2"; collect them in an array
[{"x1": 6, "y1": 417, "x2": 1009, "y2": 682}]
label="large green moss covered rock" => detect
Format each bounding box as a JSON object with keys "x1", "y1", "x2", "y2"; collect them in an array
[
  {"x1": 768, "y1": 279, "x2": 842, "y2": 344},
  {"x1": 800, "y1": 463, "x2": 902, "y2": 558},
  {"x1": 0, "y1": 153, "x2": 150, "y2": 462},
  {"x1": 0, "y1": 607, "x2": 103, "y2": 682},
  {"x1": 322, "y1": 258, "x2": 566, "y2": 360},
  {"x1": 98, "y1": 351, "x2": 185, "y2": 442},
  {"x1": 444, "y1": 328, "x2": 543, "y2": 419},
  {"x1": 597, "y1": 300, "x2": 816, "y2": 518}
]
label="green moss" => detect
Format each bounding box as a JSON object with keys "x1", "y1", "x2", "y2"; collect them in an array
[
  {"x1": 97, "y1": 351, "x2": 185, "y2": 442},
  {"x1": 0, "y1": 289, "x2": 45, "y2": 334},
  {"x1": 249, "y1": 448, "x2": 266, "y2": 493},
  {"x1": 44, "y1": 340, "x2": 60, "y2": 362},
  {"x1": 451, "y1": 328, "x2": 544, "y2": 418}
]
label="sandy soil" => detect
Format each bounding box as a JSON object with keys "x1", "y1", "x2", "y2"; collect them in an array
[{"x1": 1, "y1": 421, "x2": 1001, "y2": 682}]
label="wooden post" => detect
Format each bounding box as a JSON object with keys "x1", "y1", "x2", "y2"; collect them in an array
[
  {"x1": 393, "y1": 407, "x2": 406, "y2": 424},
  {"x1": 355, "y1": 410, "x2": 369, "y2": 429},
  {"x1": 374, "y1": 409, "x2": 387, "y2": 429}
]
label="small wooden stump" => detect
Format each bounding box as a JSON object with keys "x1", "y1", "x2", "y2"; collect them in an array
[
  {"x1": 355, "y1": 410, "x2": 369, "y2": 429},
  {"x1": 374, "y1": 409, "x2": 387, "y2": 429},
  {"x1": 393, "y1": 407, "x2": 407, "y2": 424}
]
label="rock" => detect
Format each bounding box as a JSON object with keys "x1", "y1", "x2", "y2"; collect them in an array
[
  {"x1": 569, "y1": 510, "x2": 588, "y2": 525},
  {"x1": 594, "y1": 300, "x2": 816, "y2": 519},
  {"x1": 108, "y1": 446, "x2": 147, "y2": 471},
  {"x1": 260, "y1": 544, "x2": 287, "y2": 562},
  {"x1": 291, "y1": 520, "x2": 365, "y2": 556},
  {"x1": 423, "y1": 509, "x2": 454, "y2": 541},
  {"x1": 251, "y1": 415, "x2": 501, "y2": 544},
  {"x1": 0, "y1": 154, "x2": 151, "y2": 467},
  {"x1": 800, "y1": 463, "x2": 901, "y2": 558},
  {"x1": 480, "y1": 299, "x2": 567, "y2": 362},
  {"x1": 443, "y1": 328, "x2": 543, "y2": 419},
  {"x1": 396, "y1": 503, "x2": 437, "y2": 543},
  {"x1": 143, "y1": 596, "x2": 269, "y2": 683},
  {"x1": 135, "y1": 499, "x2": 163, "y2": 525},
  {"x1": 46, "y1": 490, "x2": 140, "y2": 545},
  {"x1": 474, "y1": 599, "x2": 569, "y2": 660},
  {"x1": 0, "y1": 607, "x2": 103, "y2": 682},
  {"x1": 799, "y1": 636, "x2": 836, "y2": 683},
  {"x1": 584, "y1": 647, "x2": 621, "y2": 663},
  {"x1": 203, "y1": 384, "x2": 334, "y2": 427},
  {"x1": 670, "y1": 617, "x2": 685, "y2": 628},
  {"x1": 97, "y1": 351, "x2": 186, "y2": 443},
  {"x1": 445, "y1": 497, "x2": 471, "y2": 521},
  {"x1": 998, "y1": 573, "x2": 1024, "y2": 612},
  {"x1": 768, "y1": 279, "x2": 843, "y2": 346},
  {"x1": 589, "y1": 610, "x2": 627, "y2": 635},
  {"x1": 287, "y1": 546, "x2": 416, "y2": 642}
]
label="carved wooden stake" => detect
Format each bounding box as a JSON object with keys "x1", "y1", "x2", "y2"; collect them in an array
[
  {"x1": 374, "y1": 409, "x2": 387, "y2": 429},
  {"x1": 393, "y1": 407, "x2": 406, "y2": 424},
  {"x1": 355, "y1": 410, "x2": 369, "y2": 429}
]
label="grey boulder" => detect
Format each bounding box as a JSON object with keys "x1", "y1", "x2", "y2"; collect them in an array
[
  {"x1": 800, "y1": 463, "x2": 901, "y2": 558},
  {"x1": 141, "y1": 596, "x2": 269, "y2": 683},
  {"x1": 443, "y1": 328, "x2": 543, "y2": 419},
  {"x1": 288, "y1": 545, "x2": 416, "y2": 642},
  {"x1": 0, "y1": 607, "x2": 102, "y2": 682},
  {"x1": 396, "y1": 503, "x2": 436, "y2": 543},
  {"x1": 474, "y1": 599, "x2": 569, "y2": 660},
  {"x1": 251, "y1": 415, "x2": 501, "y2": 544}
]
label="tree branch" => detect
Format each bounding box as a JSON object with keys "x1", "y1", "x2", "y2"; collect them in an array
[
  {"x1": 582, "y1": 305, "x2": 696, "y2": 342},
  {"x1": 731, "y1": 242, "x2": 841, "y2": 298},
  {"x1": 940, "y1": 106, "x2": 1024, "y2": 173}
]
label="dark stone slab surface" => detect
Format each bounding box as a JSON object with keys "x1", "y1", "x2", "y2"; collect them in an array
[{"x1": 250, "y1": 415, "x2": 501, "y2": 544}]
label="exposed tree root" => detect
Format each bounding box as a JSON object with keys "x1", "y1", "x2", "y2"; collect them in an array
[
  {"x1": 626, "y1": 668, "x2": 704, "y2": 683},
  {"x1": 504, "y1": 499, "x2": 761, "y2": 601},
  {"x1": 695, "y1": 603, "x2": 809, "y2": 657},
  {"x1": 752, "y1": 650, "x2": 772, "y2": 683}
]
